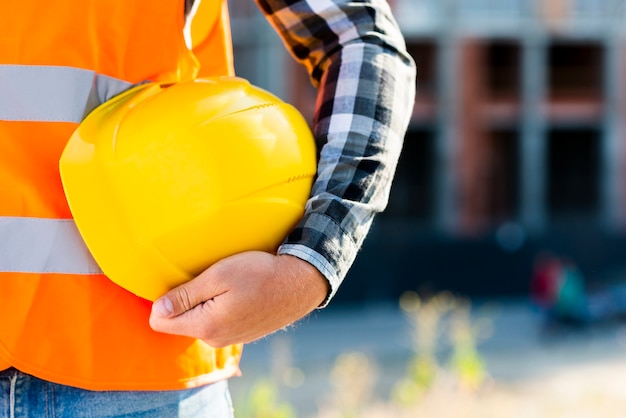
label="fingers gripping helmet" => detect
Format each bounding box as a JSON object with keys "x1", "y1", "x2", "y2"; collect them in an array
[{"x1": 60, "y1": 77, "x2": 317, "y2": 301}]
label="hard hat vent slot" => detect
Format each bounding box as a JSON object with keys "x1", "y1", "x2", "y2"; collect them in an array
[{"x1": 213, "y1": 102, "x2": 280, "y2": 120}]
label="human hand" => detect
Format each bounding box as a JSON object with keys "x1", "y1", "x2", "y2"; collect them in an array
[{"x1": 149, "y1": 251, "x2": 329, "y2": 347}]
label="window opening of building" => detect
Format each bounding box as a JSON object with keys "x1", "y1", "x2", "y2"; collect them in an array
[
  {"x1": 547, "y1": 128, "x2": 600, "y2": 221},
  {"x1": 548, "y1": 41, "x2": 604, "y2": 101},
  {"x1": 485, "y1": 129, "x2": 520, "y2": 222},
  {"x1": 384, "y1": 128, "x2": 435, "y2": 221},
  {"x1": 485, "y1": 41, "x2": 521, "y2": 101}
]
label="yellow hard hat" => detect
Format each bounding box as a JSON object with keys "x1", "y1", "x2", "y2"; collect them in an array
[{"x1": 60, "y1": 77, "x2": 317, "y2": 301}]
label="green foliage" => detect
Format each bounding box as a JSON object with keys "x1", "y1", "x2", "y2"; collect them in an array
[
  {"x1": 448, "y1": 345, "x2": 487, "y2": 391},
  {"x1": 326, "y1": 351, "x2": 377, "y2": 418},
  {"x1": 447, "y1": 303, "x2": 488, "y2": 390},
  {"x1": 391, "y1": 291, "x2": 488, "y2": 408},
  {"x1": 235, "y1": 379, "x2": 296, "y2": 418}
]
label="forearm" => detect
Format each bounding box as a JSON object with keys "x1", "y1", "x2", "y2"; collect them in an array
[{"x1": 258, "y1": 0, "x2": 416, "y2": 304}]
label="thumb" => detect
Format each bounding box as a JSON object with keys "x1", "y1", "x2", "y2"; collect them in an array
[
  {"x1": 151, "y1": 294, "x2": 176, "y2": 319},
  {"x1": 149, "y1": 269, "x2": 227, "y2": 339},
  {"x1": 151, "y1": 278, "x2": 208, "y2": 319}
]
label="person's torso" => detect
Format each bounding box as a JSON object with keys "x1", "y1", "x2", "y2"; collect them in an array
[{"x1": 0, "y1": 0, "x2": 242, "y2": 390}]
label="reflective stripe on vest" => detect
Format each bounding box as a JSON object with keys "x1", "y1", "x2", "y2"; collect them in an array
[
  {"x1": 0, "y1": 65, "x2": 134, "y2": 123},
  {"x1": 0, "y1": 217, "x2": 102, "y2": 274}
]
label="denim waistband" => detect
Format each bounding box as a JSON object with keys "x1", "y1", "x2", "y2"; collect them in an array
[{"x1": 0, "y1": 368, "x2": 233, "y2": 418}]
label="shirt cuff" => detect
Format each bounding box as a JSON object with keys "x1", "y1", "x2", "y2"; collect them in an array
[{"x1": 277, "y1": 212, "x2": 364, "y2": 307}]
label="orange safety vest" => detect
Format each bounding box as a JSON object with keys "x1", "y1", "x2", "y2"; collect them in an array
[{"x1": 0, "y1": 0, "x2": 243, "y2": 390}]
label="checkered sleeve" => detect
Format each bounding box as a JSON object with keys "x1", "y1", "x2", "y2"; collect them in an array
[{"x1": 256, "y1": 0, "x2": 416, "y2": 305}]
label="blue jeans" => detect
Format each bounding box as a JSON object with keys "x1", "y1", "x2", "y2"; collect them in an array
[{"x1": 0, "y1": 368, "x2": 233, "y2": 418}]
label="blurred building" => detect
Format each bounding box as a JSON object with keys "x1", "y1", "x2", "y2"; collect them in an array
[{"x1": 228, "y1": 0, "x2": 626, "y2": 303}]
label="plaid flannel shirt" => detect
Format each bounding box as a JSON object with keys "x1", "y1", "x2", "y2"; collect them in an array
[{"x1": 256, "y1": 0, "x2": 417, "y2": 305}]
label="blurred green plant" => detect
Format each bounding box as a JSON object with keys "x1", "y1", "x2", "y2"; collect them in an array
[
  {"x1": 324, "y1": 351, "x2": 377, "y2": 418},
  {"x1": 447, "y1": 299, "x2": 488, "y2": 391},
  {"x1": 391, "y1": 291, "x2": 488, "y2": 407},
  {"x1": 234, "y1": 379, "x2": 296, "y2": 418},
  {"x1": 234, "y1": 335, "x2": 300, "y2": 418}
]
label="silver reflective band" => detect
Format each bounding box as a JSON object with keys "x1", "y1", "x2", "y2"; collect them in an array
[
  {"x1": 0, "y1": 217, "x2": 103, "y2": 274},
  {"x1": 0, "y1": 65, "x2": 134, "y2": 123}
]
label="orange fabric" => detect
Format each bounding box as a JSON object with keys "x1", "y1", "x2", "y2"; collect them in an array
[
  {"x1": 0, "y1": 273, "x2": 242, "y2": 390},
  {"x1": 192, "y1": 1, "x2": 235, "y2": 77},
  {"x1": 0, "y1": 0, "x2": 242, "y2": 390},
  {"x1": 0, "y1": 122, "x2": 75, "y2": 218}
]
